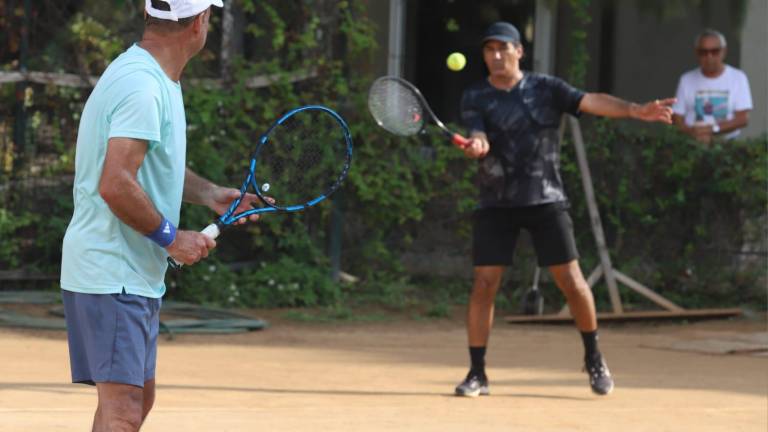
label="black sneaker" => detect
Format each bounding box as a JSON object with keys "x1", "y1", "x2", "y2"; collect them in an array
[
  {"x1": 584, "y1": 355, "x2": 614, "y2": 395},
  {"x1": 454, "y1": 370, "x2": 490, "y2": 397}
]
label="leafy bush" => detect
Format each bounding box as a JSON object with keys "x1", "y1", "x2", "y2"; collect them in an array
[
  {"x1": 0, "y1": 208, "x2": 37, "y2": 268},
  {"x1": 166, "y1": 255, "x2": 340, "y2": 308},
  {"x1": 560, "y1": 120, "x2": 767, "y2": 309},
  {"x1": 1, "y1": 2, "x2": 765, "y2": 312}
]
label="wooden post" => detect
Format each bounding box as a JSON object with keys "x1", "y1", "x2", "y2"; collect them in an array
[
  {"x1": 220, "y1": 0, "x2": 235, "y2": 83},
  {"x1": 509, "y1": 117, "x2": 732, "y2": 322},
  {"x1": 569, "y1": 116, "x2": 624, "y2": 313},
  {"x1": 557, "y1": 116, "x2": 684, "y2": 317}
]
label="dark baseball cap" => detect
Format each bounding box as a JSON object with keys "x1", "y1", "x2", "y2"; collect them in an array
[{"x1": 481, "y1": 21, "x2": 521, "y2": 44}]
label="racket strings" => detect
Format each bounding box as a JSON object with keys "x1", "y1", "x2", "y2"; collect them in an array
[
  {"x1": 368, "y1": 79, "x2": 424, "y2": 136},
  {"x1": 257, "y1": 110, "x2": 349, "y2": 208}
]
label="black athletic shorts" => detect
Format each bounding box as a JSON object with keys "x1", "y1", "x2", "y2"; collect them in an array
[{"x1": 472, "y1": 202, "x2": 579, "y2": 267}]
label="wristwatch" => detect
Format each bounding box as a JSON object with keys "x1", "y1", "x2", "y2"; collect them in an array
[{"x1": 711, "y1": 123, "x2": 720, "y2": 134}]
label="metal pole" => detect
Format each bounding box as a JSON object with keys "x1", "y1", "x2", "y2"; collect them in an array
[
  {"x1": 533, "y1": 0, "x2": 557, "y2": 75},
  {"x1": 387, "y1": 0, "x2": 405, "y2": 77}
]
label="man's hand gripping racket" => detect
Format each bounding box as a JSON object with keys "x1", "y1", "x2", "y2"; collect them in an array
[{"x1": 168, "y1": 105, "x2": 353, "y2": 269}]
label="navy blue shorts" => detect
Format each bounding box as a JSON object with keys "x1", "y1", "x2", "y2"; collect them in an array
[
  {"x1": 62, "y1": 289, "x2": 161, "y2": 388},
  {"x1": 472, "y1": 203, "x2": 579, "y2": 267}
]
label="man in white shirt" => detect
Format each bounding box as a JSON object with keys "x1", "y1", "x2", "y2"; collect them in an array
[{"x1": 672, "y1": 29, "x2": 753, "y2": 143}]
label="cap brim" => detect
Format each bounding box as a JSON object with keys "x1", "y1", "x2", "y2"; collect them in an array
[
  {"x1": 482, "y1": 35, "x2": 518, "y2": 44},
  {"x1": 211, "y1": 0, "x2": 223, "y2": 7}
]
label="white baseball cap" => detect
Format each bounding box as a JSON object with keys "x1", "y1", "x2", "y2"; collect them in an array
[{"x1": 145, "y1": 0, "x2": 223, "y2": 21}]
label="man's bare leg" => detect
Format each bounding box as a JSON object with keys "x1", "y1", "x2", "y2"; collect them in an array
[
  {"x1": 93, "y1": 382, "x2": 144, "y2": 432},
  {"x1": 549, "y1": 260, "x2": 614, "y2": 395}
]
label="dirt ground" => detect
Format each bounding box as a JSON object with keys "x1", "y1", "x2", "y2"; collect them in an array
[{"x1": 0, "y1": 312, "x2": 766, "y2": 432}]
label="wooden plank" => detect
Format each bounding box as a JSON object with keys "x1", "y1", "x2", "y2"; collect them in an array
[
  {"x1": 613, "y1": 270, "x2": 684, "y2": 312},
  {"x1": 0, "y1": 69, "x2": 318, "y2": 89},
  {"x1": 0, "y1": 175, "x2": 74, "y2": 193},
  {"x1": 0, "y1": 71, "x2": 97, "y2": 87},
  {"x1": 0, "y1": 270, "x2": 58, "y2": 281},
  {"x1": 585, "y1": 265, "x2": 603, "y2": 288},
  {"x1": 505, "y1": 308, "x2": 743, "y2": 324}
]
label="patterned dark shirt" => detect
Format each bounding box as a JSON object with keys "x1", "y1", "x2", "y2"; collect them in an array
[{"x1": 460, "y1": 73, "x2": 585, "y2": 208}]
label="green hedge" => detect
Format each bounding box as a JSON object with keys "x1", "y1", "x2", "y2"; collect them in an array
[
  {"x1": 559, "y1": 121, "x2": 766, "y2": 309},
  {"x1": 1, "y1": 1, "x2": 765, "y2": 311}
]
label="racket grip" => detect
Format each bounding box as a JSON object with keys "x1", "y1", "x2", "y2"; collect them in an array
[
  {"x1": 451, "y1": 133, "x2": 470, "y2": 149},
  {"x1": 200, "y1": 223, "x2": 221, "y2": 239},
  {"x1": 167, "y1": 223, "x2": 221, "y2": 270}
]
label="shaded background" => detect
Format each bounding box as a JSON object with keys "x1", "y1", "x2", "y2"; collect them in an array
[{"x1": 0, "y1": 0, "x2": 765, "y2": 316}]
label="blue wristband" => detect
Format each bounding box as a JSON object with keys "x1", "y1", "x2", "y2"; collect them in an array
[{"x1": 146, "y1": 217, "x2": 177, "y2": 248}]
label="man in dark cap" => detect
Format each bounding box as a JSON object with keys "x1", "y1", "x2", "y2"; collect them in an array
[{"x1": 454, "y1": 21, "x2": 675, "y2": 397}]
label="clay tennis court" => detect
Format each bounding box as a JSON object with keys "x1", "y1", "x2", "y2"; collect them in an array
[{"x1": 1, "y1": 314, "x2": 765, "y2": 431}]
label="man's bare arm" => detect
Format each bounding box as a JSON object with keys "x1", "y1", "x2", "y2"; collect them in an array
[
  {"x1": 673, "y1": 110, "x2": 750, "y2": 143},
  {"x1": 99, "y1": 138, "x2": 162, "y2": 234},
  {"x1": 99, "y1": 137, "x2": 215, "y2": 264},
  {"x1": 182, "y1": 168, "x2": 218, "y2": 207},
  {"x1": 579, "y1": 94, "x2": 675, "y2": 124},
  {"x1": 715, "y1": 110, "x2": 750, "y2": 134}
]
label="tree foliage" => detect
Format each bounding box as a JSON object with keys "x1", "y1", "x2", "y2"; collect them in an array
[{"x1": 0, "y1": 1, "x2": 764, "y2": 311}]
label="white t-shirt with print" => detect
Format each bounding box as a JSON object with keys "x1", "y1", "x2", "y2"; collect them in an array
[{"x1": 672, "y1": 64, "x2": 753, "y2": 140}]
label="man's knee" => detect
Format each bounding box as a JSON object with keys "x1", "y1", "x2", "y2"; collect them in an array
[
  {"x1": 549, "y1": 261, "x2": 590, "y2": 298},
  {"x1": 97, "y1": 383, "x2": 144, "y2": 431},
  {"x1": 102, "y1": 404, "x2": 143, "y2": 431},
  {"x1": 142, "y1": 379, "x2": 156, "y2": 419},
  {"x1": 471, "y1": 269, "x2": 503, "y2": 303}
]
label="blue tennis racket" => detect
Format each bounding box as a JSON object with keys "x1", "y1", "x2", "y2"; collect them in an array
[{"x1": 169, "y1": 105, "x2": 353, "y2": 269}]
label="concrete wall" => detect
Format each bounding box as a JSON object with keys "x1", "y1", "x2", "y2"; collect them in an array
[
  {"x1": 610, "y1": 2, "x2": 742, "y2": 105},
  {"x1": 739, "y1": 0, "x2": 767, "y2": 138},
  {"x1": 367, "y1": 0, "x2": 392, "y2": 78},
  {"x1": 548, "y1": 0, "x2": 765, "y2": 137}
]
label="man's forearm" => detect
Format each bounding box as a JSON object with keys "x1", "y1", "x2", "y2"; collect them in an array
[
  {"x1": 99, "y1": 137, "x2": 164, "y2": 235},
  {"x1": 579, "y1": 93, "x2": 636, "y2": 119},
  {"x1": 100, "y1": 171, "x2": 163, "y2": 235},
  {"x1": 581, "y1": 93, "x2": 674, "y2": 124},
  {"x1": 715, "y1": 111, "x2": 750, "y2": 134},
  {"x1": 183, "y1": 168, "x2": 217, "y2": 206}
]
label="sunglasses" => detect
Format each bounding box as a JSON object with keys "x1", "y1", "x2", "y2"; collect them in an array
[{"x1": 697, "y1": 47, "x2": 723, "y2": 57}]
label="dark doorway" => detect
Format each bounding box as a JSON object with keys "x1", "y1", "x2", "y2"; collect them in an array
[{"x1": 404, "y1": 0, "x2": 536, "y2": 126}]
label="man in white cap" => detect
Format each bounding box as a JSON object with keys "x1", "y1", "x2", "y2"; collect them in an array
[{"x1": 60, "y1": 2, "x2": 259, "y2": 430}]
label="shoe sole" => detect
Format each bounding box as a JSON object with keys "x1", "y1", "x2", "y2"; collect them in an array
[
  {"x1": 455, "y1": 389, "x2": 480, "y2": 397},
  {"x1": 591, "y1": 383, "x2": 614, "y2": 396},
  {"x1": 455, "y1": 387, "x2": 490, "y2": 397}
]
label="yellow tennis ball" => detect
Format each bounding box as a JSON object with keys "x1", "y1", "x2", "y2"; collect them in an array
[{"x1": 446, "y1": 52, "x2": 466, "y2": 71}]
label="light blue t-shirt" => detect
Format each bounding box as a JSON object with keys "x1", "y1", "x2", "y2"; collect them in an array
[{"x1": 60, "y1": 44, "x2": 187, "y2": 298}]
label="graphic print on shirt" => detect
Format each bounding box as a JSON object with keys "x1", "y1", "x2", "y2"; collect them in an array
[{"x1": 694, "y1": 90, "x2": 729, "y2": 123}]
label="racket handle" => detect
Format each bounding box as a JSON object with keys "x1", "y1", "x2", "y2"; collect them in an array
[
  {"x1": 167, "y1": 223, "x2": 221, "y2": 269},
  {"x1": 200, "y1": 223, "x2": 221, "y2": 239},
  {"x1": 451, "y1": 133, "x2": 470, "y2": 149}
]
